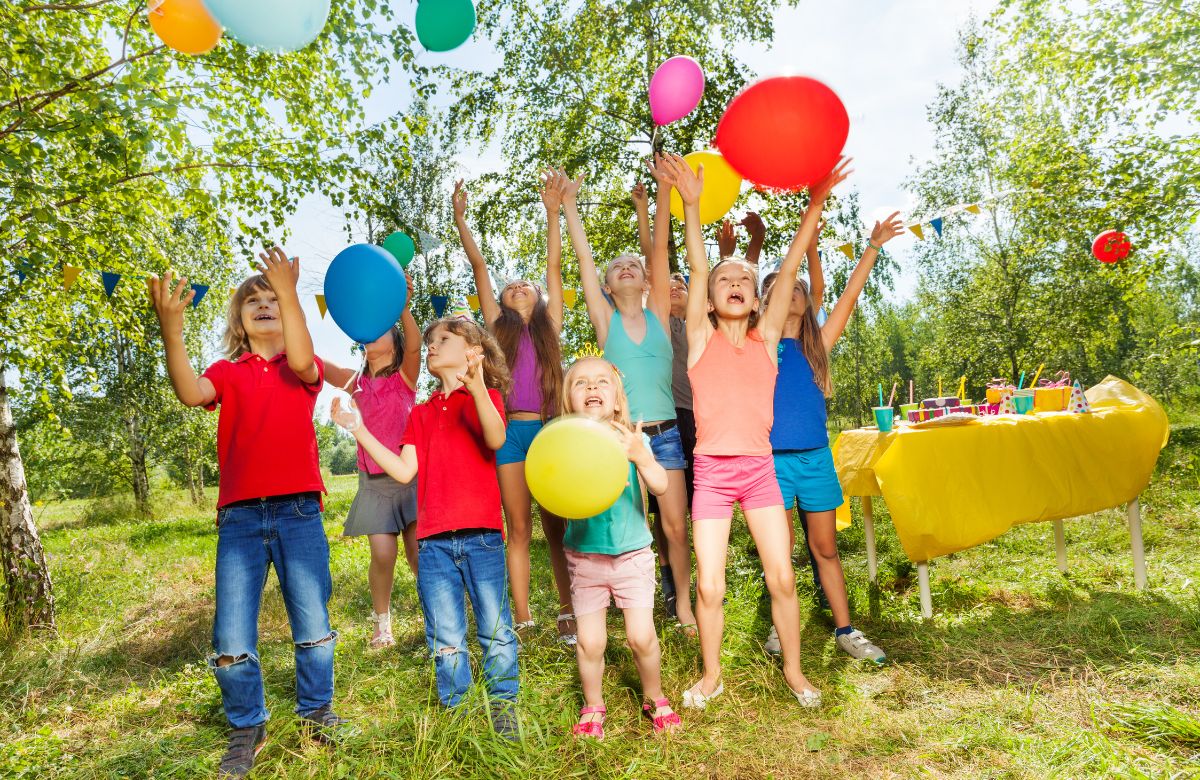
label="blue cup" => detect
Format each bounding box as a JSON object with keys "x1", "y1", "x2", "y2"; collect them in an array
[
  {"x1": 872, "y1": 406, "x2": 895, "y2": 432},
  {"x1": 1013, "y1": 395, "x2": 1034, "y2": 414}
]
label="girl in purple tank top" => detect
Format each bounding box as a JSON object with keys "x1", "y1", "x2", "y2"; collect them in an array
[{"x1": 453, "y1": 173, "x2": 576, "y2": 643}]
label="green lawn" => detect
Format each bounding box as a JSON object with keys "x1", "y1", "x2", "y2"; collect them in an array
[{"x1": 3, "y1": 423, "x2": 1200, "y2": 778}]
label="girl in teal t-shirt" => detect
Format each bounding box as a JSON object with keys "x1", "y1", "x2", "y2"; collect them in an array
[{"x1": 559, "y1": 357, "x2": 681, "y2": 739}]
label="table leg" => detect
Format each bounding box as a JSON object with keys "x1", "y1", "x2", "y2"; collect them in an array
[
  {"x1": 862, "y1": 496, "x2": 878, "y2": 584},
  {"x1": 1127, "y1": 497, "x2": 1146, "y2": 590},
  {"x1": 1053, "y1": 519, "x2": 1068, "y2": 574},
  {"x1": 917, "y1": 561, "x2": 932, "y2": 618}
]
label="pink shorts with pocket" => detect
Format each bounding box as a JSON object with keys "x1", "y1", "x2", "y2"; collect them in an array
[
  {"x1": 564, "y1": 545, "x2": 656, "y2": 616},
  {"x1": 691, "y1": 454, "x2": 785, "y2": 520}
]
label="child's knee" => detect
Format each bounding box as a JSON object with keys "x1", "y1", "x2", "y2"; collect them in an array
[
  {"x1": 810, "y1": 537, "x2": 839, "y2": 562},
  {"x1": 696, "y1": 577, "x2": 726, "y2": 604},
  {"x1": 625, "y1": 627, "x2": 658, "y2": 656},
  {"x1": 765, "y1": 569, "x2": 796, "y2": 597},
  {"x1": 295, "y1": 630, "x2": 338, "y2": 650}
]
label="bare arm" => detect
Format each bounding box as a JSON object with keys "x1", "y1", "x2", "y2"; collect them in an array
[
  {"x1": 644, "y1": 154, "x2": 673, "y2": 325},
  {"x1": 459, "y1": 348, "x2": 507, "y2": 450},
  {"x1": 320, "y1": 357, "x2": 358, "y2": 392},
  {"x1": 259, "y1": 247, "x2": 318, "y2": 385},
  {"x1": 333, "y1": 398, "x2": 418, "y2": 482},
  {"x1": 660, "y1": 153, "x2": 714, "y2": 366},
  {"x1": 632, "y1": 182, "x2": 652, "y2": 261},
  {"x1": 146, "y1": 272, "x2": 216, "y2": 408},
  {"x1": 742, "y1": 212, "x2": 766, "y2": 265},
  {"x1": 560, "y1": 172, "x2": 614, "y2": 345},
  {"x1": 452, "y1": 179, "x2": 502, "y2": 327},
  {"x1": 806, "y1": 220, "x2": 825, "y2": 305},
  {"x1": 541, "y1": 169, "x2": 566, "y2": 332},
  {"x1": 399, "y1": 305, "x2": 421, "y2": 389},
  {"x1": 822, "y1": 211, "x2": 902, "y2": 351}
]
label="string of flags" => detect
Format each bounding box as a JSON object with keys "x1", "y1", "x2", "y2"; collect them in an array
[{"x1": 826, "y1": 198, "x2": 989, "y2": 260}]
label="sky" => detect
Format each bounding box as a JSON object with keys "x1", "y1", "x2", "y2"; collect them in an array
[{"x1": 284, "y1": 0, "x2": 1001, "y2": 413}]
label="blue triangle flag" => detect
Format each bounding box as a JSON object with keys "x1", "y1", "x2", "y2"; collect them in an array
[
  {"x1": 431, "y1": 295, "x2": 449, "y2": 317},
  {"x1": 684, "y1": 274, "x2": 690, "y2": 286},
  {"x1": 16, "y1": 270, "x2": 26, "y2": 284},
  {"x1": 101, "y1": 271, "x2": 121, "y2": 298},
  {"x1": 930, "y1": 217, "x2": 943, "y2": 237},
  {"x1": 190, "y1": 283, "x2": 209, "y2": 308}
]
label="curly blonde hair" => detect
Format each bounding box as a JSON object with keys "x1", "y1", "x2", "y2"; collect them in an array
[
  {"x1": 221, "y1": 274, "x2": 274, "y2": 360},
  {"x1": 422, "y1": 317, "x2": 513, "y2": 397},
  {"x1": 560, "y1": 357, "x2": 632, "y2": 429}
]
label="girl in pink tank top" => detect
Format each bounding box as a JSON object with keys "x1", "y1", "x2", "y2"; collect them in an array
[{"x1": 658, "y1": 152, "x2": 853, "y2": 711}]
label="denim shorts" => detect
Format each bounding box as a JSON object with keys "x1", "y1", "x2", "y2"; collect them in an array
[
  {"x1": 496, "y1": 419, "x2": 543, "y2": 466},
  {"x1": 774, "y1": 447, "x2": 845, "y2": 513},
  {"x1": 648, "y1": 424, "x2": 687, "y2": 471}
]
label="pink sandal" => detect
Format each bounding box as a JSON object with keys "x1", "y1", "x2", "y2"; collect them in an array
[
  {"x1": 642, "y1": 697, "x2": 682, "y2": 734},
  {"x1": 571, "y1": 705, "x2": 606, "y2": 740}
]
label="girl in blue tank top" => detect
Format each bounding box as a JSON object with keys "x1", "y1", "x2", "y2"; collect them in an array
[{"x1": 762, "y1": 210, "x2": 905, "y2": 666}]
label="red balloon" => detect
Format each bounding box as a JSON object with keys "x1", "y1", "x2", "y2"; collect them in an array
[
  {"x1": 1092, "y1": 230, "x2": 1131, "y2": 263},
  {"x1": 714, "y1": 76, "x2": 849, "y2": 191}
]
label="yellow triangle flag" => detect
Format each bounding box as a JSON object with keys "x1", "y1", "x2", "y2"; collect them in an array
[
  {"x1": 965, "y1": 204, "x2": 981, "y2": 214},
  {"x1": 838, "y1": 243, "x2": 855, "y2": 261},
  {"x1": 315, "y1": 294, "x2": 327, "y2": 318},
  {"x1": 909, "y1": 224, "x2": 925, "y2": 241},
  {"x1": 563, "y1": 289, "x2": 578, "y2": 308},
  {"x1": 229, "y1": 287, "x2": 237, "y2": 297},
  {"x1": 467, "y1": 294, "x2": 480, "y2": 311},
  {"x1": 63, "y1": 266, "x2": 83, "y2": 290}
]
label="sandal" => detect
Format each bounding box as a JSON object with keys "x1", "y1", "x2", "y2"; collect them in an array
[
  {"x1": 642, "y1": 697, "x2": 682, "y2": 734},
  {"x1": 368, "y1": 611, "x2": 394, "y2": 648},
  {"x1": 571, "y1": 704, "x2": 606, "y2": 740},
  {"x1": 674, "y1": 622, "x2": 698, "y2": 639},
  {"x1": 556, "y1": 612, "x2": 578, "y2": 646},
  {"x1": 513, "y1": 619, "x2": 536, "y2": 631},
  {"x1": 789, "y1": 685, "x2": 823, "y2": 709},
  {"x1": 682, "y1": 679, "x2": 723, "y2": 710}
]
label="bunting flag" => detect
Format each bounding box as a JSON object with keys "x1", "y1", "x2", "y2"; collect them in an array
[
  {"x1": 838, "y1": 243, "x2": 855, "y2": 261},
  {"x1": 418, "y1": 229, "x2": 442, "y2": 255},
  {"x1": 965, "y1": 204, "x2": 981, "y2": 214},
  {"x1": 930, "y1": 217, "x2": 944, "y2": 237},
  {"x1": 683, "y1": 274, "x2": 690, "y2": 286},
  {"x1": 563, "y1": 289, "x2": 577, "y2": 308},
  {"x1": 101, "y1": 272, "x2": 121, "y2": 298},
  {"x1": 431, "y1": 295, "x2": 449, "y2": 317},
  {"x1": 229, "y1": 287, "x2": 237, "y2": 297},
  {"x1": 467, "y1": 294, "x2": 480, "y2": 311},
  {"x1": 909, "y1": 224, "x2": 925, "y2": 241},
  {"x1": 16, "y1": 270, "x2": 26, "y2": 284},
  {"x1": 63, "y1": 265, "x2": 83, "y2": 290},
  {"x1": 315, "y1": 294, "x2": 328, "y2": 318},
  {"x1": 190, "y1": 284, "x2": 209, "y2": 308}
]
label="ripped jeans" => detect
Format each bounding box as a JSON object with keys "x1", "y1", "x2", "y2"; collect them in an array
[
  {"x1": 211, "y1": 495, "x2": 336, "y2": 729},
  {"x1": 416, "y1": 530, "x2": 519, "y2": 707}
]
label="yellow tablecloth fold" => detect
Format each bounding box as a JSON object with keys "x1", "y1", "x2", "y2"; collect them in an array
[{"x1": 830, "y1": 376, "x2": 1168, "y2": 562}]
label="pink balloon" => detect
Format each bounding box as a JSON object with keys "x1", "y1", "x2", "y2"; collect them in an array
[{"x1": 648, "y1": 56, "x2": 705, "y2": 126}]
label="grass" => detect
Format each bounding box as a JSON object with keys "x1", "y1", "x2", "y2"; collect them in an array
[{"x1": 3, "y1": 421, "x2": 1200, "y2": 778}]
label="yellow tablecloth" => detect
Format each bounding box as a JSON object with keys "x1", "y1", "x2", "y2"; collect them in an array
[{"x1": 830, "y1": 377, "x2": 1169, "y2": 562}]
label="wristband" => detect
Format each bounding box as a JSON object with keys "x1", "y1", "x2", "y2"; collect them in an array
[{"x1": 868, "y1": 240, "x2": 883, "y2": 251}]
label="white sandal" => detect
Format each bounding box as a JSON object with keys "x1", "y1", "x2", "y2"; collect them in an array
[
  {"x1": 682, "y1": 679, "x2": 723, "y2": 710},
  {"x1": 789, "y1": 686, "x2": 823, "y2": 709},
  {"x1": 556, "y1": 612, "x2": 577, "y2": 646},
  {"x1": 368, "y1": 611, "x2": 394, "y2": 648}
]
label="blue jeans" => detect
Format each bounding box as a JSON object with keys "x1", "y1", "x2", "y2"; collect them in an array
[
  {"x1": 416, "y1": 530, "x2": 519, "y2": 707},
  {"x1": 211, "y1": 496, "x2": 336, "y2": 729}
]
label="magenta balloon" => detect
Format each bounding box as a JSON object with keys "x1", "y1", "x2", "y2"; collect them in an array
[{"x1": 648, "y1": 56, "x2": 705, "y2": 126}]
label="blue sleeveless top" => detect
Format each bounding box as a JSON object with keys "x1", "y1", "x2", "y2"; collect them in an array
[
  {"x1": 603, "y1": 308, "x2": 677, "y2": 423},
  {"x1": 770, "y1": 338, "x2": 829, "y2": 450}
]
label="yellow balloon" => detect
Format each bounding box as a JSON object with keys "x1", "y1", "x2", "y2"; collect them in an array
[
  {"x1": 525, "y1": 416, "x2": 629, "y2": 520},
  {"x1": 669, "y1": 150, "x2": 743, "y2": 225}
]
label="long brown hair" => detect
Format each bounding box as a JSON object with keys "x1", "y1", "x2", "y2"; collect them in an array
[
  {"x1": 706, "y1": 258, "x2": 760, "y2": 331},
  {"x1": 560, "y1": 357, "x2": 632, "y2": 429},
  {"x1": 763, "y1": 271, "x2": 832, "y2": 396},
  {"x1": 367, "y1": 325, "x2": 406, "y2": 379},
  {"x1": 222, "y1": 274, "x2": 273, "y2": 360},
  {"x1": 491, "y1": 280, "x2": 562, "y2": 419},
  {"x1": 423, "y1": 317, "x2": 512, "y2": 397}
]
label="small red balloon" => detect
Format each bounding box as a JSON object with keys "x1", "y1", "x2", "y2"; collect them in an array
[
  {"x1": 1092, "y1": 230, "x2": 1131, "y2": 263},
  {"x1": 714, "y1": 76, "x2": 849, "y2": 191}
]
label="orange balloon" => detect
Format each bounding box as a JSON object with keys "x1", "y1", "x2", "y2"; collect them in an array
[{"x1": 148, "y1": 0, "x2": 222, "y2": 56}]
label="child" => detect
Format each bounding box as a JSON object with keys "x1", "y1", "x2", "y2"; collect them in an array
[
  {"x1": 321, "y1": 279, "x2": 421, "y2": 649},
  {"x1": 147, "y1": 250, "x2": 347, "y2": 780},
  {"x1": 761, "y1": 211, "x2": 903, "y2": 663},
  {"x1": 666, "y1": 152, "x2": 852, "y2": 709},
  {"x1": 453, "y1": 174, "x2": 575, "y2": 643},
  {"x1": 559, "y1": 357, "x2": 682, "y2": 739},
  {"x1": 560, "y1": 158, "x2": 699, "y2": 636},
  {"x1": 331, "y1": 317, "x2": 520, "y2": 739}
]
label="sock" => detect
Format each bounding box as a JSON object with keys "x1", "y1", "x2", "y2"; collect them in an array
[{"x1": 835, "y1": 625, "x2": 854, "y2": 637}]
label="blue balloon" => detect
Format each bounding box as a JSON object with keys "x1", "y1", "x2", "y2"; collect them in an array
[
  {"x1": 201, "y1": 0, "x2": 330, "y2": 52},
  {"x1": 324, "y1": 244, "x2": 408, "y2": 344}
]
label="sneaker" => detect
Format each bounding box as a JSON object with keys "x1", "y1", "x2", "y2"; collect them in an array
[
  {"x1": 556, "y1": 613, "x2": 578, "y2": 647},
  {"x1": 764, "y1": 624, "x2": 781, "y2": 656},
  {"x1": 660, "y1": 565, "x2": 677, "y2": 620},
  {"x1": 218, "y1": 724, "x2": 266, "y2": 779},
  {"x1": 300, "y1": 705, "x2": 357, "y2": 745},
  {"x1": 490, "y1": 702, "x2": 520, "y2": 742},
  {"x1": 835, "y1": 629, "x2": 886, "y2": 664}
]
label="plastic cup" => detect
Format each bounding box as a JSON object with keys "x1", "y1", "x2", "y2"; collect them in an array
[
  {"x1": 872, "y1": 406, "x2": 895, "y2": 432},
  {"x1": 1012, "y1": 389, "x2": 1035, "y2": 414},
  {"x1": 899, "y1": 402, "x2": 919, "y2": 419}
]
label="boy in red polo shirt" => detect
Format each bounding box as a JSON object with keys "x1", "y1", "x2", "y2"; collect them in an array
[
  {"x1": 332, "y1": 317, "x2": 520, "y2": 740},
  {"x1": 148, "y1": 248, "x2": 347, "y2": 780}
]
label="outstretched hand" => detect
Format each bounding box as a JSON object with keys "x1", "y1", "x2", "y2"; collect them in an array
[
  {"x1": 717, "y1": 220, "x2": 736, "y2": 258},
  {"x1": 331, "y1": 396, "x2": 363, "y2": 433},
  {"x1": 630, "y1": 182, "x2": 648, "y2": 207},
  {"x1": 146, "y1": 271, "x2": 195, "y2": 335},
  {"x1": 809, "y1": 157, "x2": 854, "y2": 204},
  {"x1": 870, "y1": 211, "x2": 904, "y2": 247},
  {"x1": 560, "y1": 171, "x2": 585, "y2": 206},
  {"x1": 740, "y1": 211, "x2": 766, "y2": 241},
  {"x1": 611, "y1": 419, "x2": 650, "y2": 462},
  {"x1": 452, "y1": 179, "x2": 468, "y2": 219},
  {"x1": 541, "y1": 168, "x2": 568, "y2": 212},
  {"x1": 457, "y1": 347, "x2": 488, "y2": 395},
  {"x1": 662, "y1": 153, "x2": 703, "y2": 207},
  {"x1": 257, "y1": 247, "x2": 299, "y2": 296}
]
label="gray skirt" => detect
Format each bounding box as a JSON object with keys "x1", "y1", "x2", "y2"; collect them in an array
[{"x1": 343, "y1": 471, "x2": 419, "y2": 537}]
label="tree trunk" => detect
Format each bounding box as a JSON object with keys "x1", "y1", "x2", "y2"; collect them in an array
[
  {"x1": 0, "y1": 370, "x2": 55, "y2": 632},
  {"x1": 126, "y1": 414, "x2": 150, "y2": 517},
  {"x1": 184, "y1": 440, "x2": 201, "y2": 505}
]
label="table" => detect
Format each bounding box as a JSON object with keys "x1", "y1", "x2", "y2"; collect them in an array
[{"x1": 830, "y1": 376, "x2": 1169, "y2": 617}]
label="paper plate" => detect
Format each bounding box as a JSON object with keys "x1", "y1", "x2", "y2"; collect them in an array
[{"x1": 910, "y1": 413, "x2": 980, "y2": 429}]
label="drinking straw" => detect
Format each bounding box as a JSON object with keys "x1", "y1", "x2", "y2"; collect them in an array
[
  {"x1": 1018, "y1": 371, "x2": 1026, "y2": 390},
  {"x1": 909, "y1": 379, "x2": 914, "y2": 404},
  {"x1": 887, "y1": 381, "x2": 898, "y2": 408},
  {"x1": 1030, "y1": 362, "x2": 1045, "y2": 387},
  {"x1": 957, "y1": 375, "x2": 966, "y2": 399},
  {"x1": 938, "y1": 376, "x2": 943, "y2": 397},
  {"x1": 878, "y1": 383, "x2": 884, "y2": 407}
]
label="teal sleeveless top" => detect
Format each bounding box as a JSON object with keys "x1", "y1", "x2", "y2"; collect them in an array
[{"x1": 603, "y1": 308, "x2": 676, "y2": 423}]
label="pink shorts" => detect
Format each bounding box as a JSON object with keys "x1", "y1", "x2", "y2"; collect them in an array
[
  {"x1": 564, "y1": 546, "x2": 656, "y2": 615},
  {"x1": 691, "y1": 454, "x2": 784, "y2": 520}
]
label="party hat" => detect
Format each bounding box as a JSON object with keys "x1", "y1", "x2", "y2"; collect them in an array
[
  {"x1": 999, "y1": 393, "x2": 1017, "y2": 415},
  {"x1": 1069, "y1": 380, "x2": 1090, "y2": 413},
  {"x1": 449, "y1": 296, "x2": 473, "y2": 321}
]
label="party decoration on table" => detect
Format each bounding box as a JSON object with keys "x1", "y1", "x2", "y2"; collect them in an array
[
  {"x1": 1034, "y1": 370, "x2": 1072, "y2": 412},
  {"x1": 714, "y1": 76, "x2": 849, "y2": 191},
  {"x1": 998, "y1": 393, "x2": 1018, "y2": 415},
  {"x1": 525, "y1": 416, "x2": 628, "y2": 519},
  {"x1": 1091, "y1": 230, "x2": 1132, "y2": 264},
  {"x1": 911, "y1": 413, "x2": 980, "y2": 429},
  {"x1": 1029, "y1": 363, "x2": 1045, "y2": 388},
  {"x1": 668, "y1": 150, "x2": 742, "y2": 224},
  {"x1": 1070, "y1": 380, "x2": 1091, "y2": 413},
  {"x1": 381, "y1": 232, "x2": 416, "y2": 268},
  {"x1": 649, "y1": 56, "x2": 705, "y2": 126},
  {"x1": 323, "y1": 244, "x2": 408, "y2": 343},
  {"x1": 1011, "y1": 389, "x2": 1035, "y2": 414},
  {"x1": 986, "y1": 378, "x2": 1015, "y2": 405},
  {"x1": 415, "y1": 0, "x2": 478, "y2": 52},
  {"x1": 149, "y1": 0, "x2": 222, "y2": 55},
  {"x1": 201, "y1": 0, "x2": 330, "y2": 51}
]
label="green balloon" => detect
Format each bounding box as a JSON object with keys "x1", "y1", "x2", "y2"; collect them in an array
[
  {"x1": 382, "y1": 232, "x2": 415, "y2": 268},
  {"x1": 415, "y1": 0, "x2": 476, "y2": 53}
]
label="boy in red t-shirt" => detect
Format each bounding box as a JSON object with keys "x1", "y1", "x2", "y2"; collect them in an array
[
  {"x1": 332, "y1": 317, "x2": 520, "y2": 739},
  {"x1": 148, "y1": 249, "x2": 347, "y2": 780}
]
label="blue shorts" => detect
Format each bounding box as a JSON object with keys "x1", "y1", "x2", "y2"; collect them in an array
[
  {"x1": 648, "y1": 424, "x2": 687, "y2": 471},
  {"x1": 497, "y1": 418, "x2": 543, "y2": 466},
  {"x1": 773, "y1": 447, "x2": 845, "y2": 512}
]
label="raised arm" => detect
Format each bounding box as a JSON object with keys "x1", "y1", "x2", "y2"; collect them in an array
[
  {"x1": 540, "y1": 168, "x2": 566, "y2": 332},
  {"x1": 659, "y1": 153, "x2": 713, "y2": 364},
  {"x1": 460, "y1": 349, "x2": 507, "y2": 450},
  {"x1": 332, "y1": 398, "x2": 418, "y2": 482},
  {"x1": 259, "y1": 247, "x2": 319, "y2": 385},
  {"x1": 806, "y1": 218, "x2": 826, "y2": 305},
  {"x1": 321, "y1": 357, "x2": 358, "y2": 393},
  {"x1": 632, "y1": 182, "x2": 652, "y2": 261},
  {"x1": 644, "y1": 154, "x2": 673, "y2": 324},
  {"x1": 560, "y1": 171, "x2": 615, "y2": 345},
  {"x1": 822, "y1": 211, "x2": 902, "y2": 351},
  {"x1": 399, "y1": 295, "x2": 421, "y2": 389},
  {"x1": 760, "y1": 160, "x2": 852, "y2": 346},
  {"x1": 147, "y1": 272, "x2": 216, "y2": 408},
  {"x1": 742, "y1": 212, "x2": 766, "y2": 266},
  {"x1": 452, "y1": 179, "x2": 502, "y2": 327}
]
